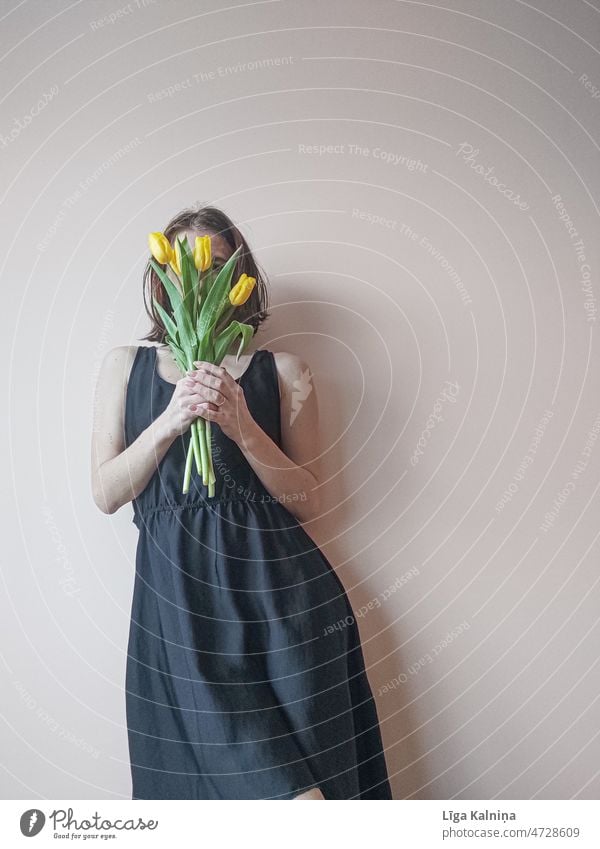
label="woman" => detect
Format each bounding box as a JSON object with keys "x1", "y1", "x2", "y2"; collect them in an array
[{"x1": 91, "y1": 204, "x2": 392, "y2": 800}]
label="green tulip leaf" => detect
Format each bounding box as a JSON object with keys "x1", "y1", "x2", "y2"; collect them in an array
[
  {"x1": 213, "y1": 320, "x2": 255, "y2": 365},
  {"x1": 177, "y1": 235, "x2": 197, "y2": 318},
  {"x1": 148, "y1": 258, "x2": 183, "y2": 316},
  {"x1": 196, "y1": 245, "x2": 243, "y2": 343},
  {"x1": 153, "y1": 297, "x2": 179, "y2": 343}
]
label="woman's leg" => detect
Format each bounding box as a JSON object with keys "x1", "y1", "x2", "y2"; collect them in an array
[{"x1": 293, "y1": 786, "x2": 325, "y2": 800}]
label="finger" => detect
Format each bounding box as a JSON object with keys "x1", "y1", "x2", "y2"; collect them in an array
[
  {"x1": 192, "y1": 360, "x2": 223, "y2": 375},
  {"x1": 191, "y1": 402, "x2": 221, "y2": 418},
  {"x1": 189, "y1": 370, "x2": 234, "y2": 403},
  {"x1": 189, "y1": 401, "x2": 217, "y2": 412},
  {"x1": 186, "y1": 369, "x2": 213, "y2": 389},
  {"x1": 187, "y1": 360, "x2": 211, "y2": 373},
  {"x1": 192, "y1": 362, "x2": 233, "y2": 386},
  {"x1": 180, "y1": 378, "x2": 200, "y2": 394},
  {"x1": 185, "y1": 386, "x2": 226, "y2": 406},
  {"x1": 180, "y1": 376, "x2": 220, "y2": 396},
  {"x1": 190, "y1": 392, "x2": 219, "y2": 406}
]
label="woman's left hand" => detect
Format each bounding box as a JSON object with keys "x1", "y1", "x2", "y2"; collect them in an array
[{"x1": 185, "y1": 360, "x2": 255, "y2": 443}]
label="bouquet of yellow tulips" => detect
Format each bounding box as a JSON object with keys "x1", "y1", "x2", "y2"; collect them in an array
[{"x1": 147, "y1": 230, "x2": 256, "y2": 497}]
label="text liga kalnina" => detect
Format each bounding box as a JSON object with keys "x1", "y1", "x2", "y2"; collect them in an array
[{"x1": 443, "y1": 810, "x2": 517, "y2": 822}]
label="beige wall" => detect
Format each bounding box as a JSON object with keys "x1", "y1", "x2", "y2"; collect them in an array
[{"x1": 2, "y1": 0, "x2": 599, "y2": 799}]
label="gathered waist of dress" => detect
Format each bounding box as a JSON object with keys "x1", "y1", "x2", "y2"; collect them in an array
[{"x1": 132, "y1": 490, "x2": 307, "y2": 522}]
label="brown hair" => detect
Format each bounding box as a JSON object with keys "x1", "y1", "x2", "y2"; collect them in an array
[{"x1": 141, "y1": 203, "x2": 271, "y2": 343}]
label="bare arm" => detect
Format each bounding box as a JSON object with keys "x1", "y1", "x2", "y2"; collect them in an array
[
  {"x1": 90, "y1": 346, "x2": 177, "y2": 515},
  {"x1": 236, "y1": 352, "x2": 323, "y2": 524}
]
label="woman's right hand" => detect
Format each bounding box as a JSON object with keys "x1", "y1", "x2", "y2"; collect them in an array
[{"x1": 159, "y1": 374, "x2": 216, "y2": 438}]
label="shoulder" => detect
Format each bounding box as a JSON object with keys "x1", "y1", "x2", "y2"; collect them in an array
[
  {"x1": 95, "y1": 345, "x2": 141, "y2": 393},
  {"x1": 100, "y1": 345, "x2": 140, "y2": 373},
  {"x1": 270, "y1": 351, "x2": 315, "y2": 399},
  {"x1": 102, "y1": 345, "x2": 139, "y2": 365},
  {"x1": 271, "y1": 350, "x2": 313, "y2": 381}
]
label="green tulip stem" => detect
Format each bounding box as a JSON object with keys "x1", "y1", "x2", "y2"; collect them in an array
[
  {"x1": 182, "y1": 436, "x2": 194, "y2": 494},
  {"x1": 205, "y1": 420, "x2": 216, "y2": 497},
  {"x1": 204, "y1": 424, "x2": 216, "y2": 494},
  {"x1": 182, "y1": 420, "x2": 214, "y2": 495},
  {"x1": 191, "y1": 420, "x2": 203, "y2": 476},
  {"x1": 197, "y1": 417, "x2": 210, "y2": 486},
  {"x1": 192, "y1": 422, "x2": 201, "y2": 474}
]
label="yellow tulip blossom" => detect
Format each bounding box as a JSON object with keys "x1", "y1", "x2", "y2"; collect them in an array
[
  {"x1": 229, "y1": 273, "x2": 256, "y2": 306},
  {"x1": 194, "y1": 235, "x2": 212, "y2": 272},
  {"x1": 148, "y1": 231, "x2": 173, "y2": 265}
]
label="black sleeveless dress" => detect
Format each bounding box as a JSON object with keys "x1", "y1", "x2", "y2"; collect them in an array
[{"x1": 123, "y1": 344, "x2": 392, "y2": 800}]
